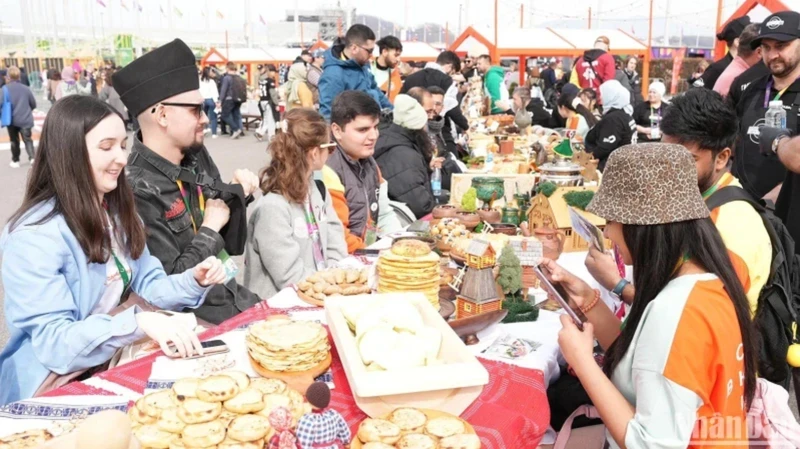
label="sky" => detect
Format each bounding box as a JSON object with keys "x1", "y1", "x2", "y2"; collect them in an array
[{"x1": 1, "y1": 0, "x2": 796, "y2": 42}]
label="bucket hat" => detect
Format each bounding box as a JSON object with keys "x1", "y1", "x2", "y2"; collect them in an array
[{"x1": 587, "y1": 143, "x2": 709, "y2": 225}]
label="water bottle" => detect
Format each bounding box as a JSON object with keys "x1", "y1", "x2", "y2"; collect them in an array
[
  {"x1": 431, "y1": 167, "x2": 442, "y2": 198},
  {"x1": 650, "y1": 115, "x2": 661, "y2": 140},
  {"x1": 766, "y1": 100, "x2": 787, "y2": 129}
]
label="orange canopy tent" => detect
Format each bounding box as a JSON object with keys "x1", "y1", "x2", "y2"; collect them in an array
[
  {"x1": 449, "y1": 25, "x2": 650, "y2": 94},
  {"x1": 714, "y1": 0, "x2": 792, "y2": 60}
]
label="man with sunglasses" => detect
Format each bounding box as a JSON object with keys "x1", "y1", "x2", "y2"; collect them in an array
[
  {"x1": 318, "y1": 24, "x2": 393, "y2": 122},
  {"x1": 114, "y1": 39, "x2": 261, "y2": 324}
]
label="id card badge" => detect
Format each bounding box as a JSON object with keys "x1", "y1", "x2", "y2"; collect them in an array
[{"x1": 217, "y1": 249, "x2": 239, "y2": 283}]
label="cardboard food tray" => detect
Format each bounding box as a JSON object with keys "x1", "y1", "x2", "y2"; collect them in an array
[{"x1": 325, "y1": 293, "x2": 489, "y2": 417}]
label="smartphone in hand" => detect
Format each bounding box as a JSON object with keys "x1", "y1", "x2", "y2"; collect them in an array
[
  {"x1": 534, "y1": 265, "x2": 585, "y2": 330},
  {"x1": 168, "y1": 339, "x2": 229, "y2": 359}
]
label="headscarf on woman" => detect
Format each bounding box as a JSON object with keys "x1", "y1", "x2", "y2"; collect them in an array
[
  {"x1": 600, "y1": 79, "x2": 633, "y2": 116},
  {"x1": 285, "y1": 63, "x2": 308, "y2": 105},
  {"x1": 61, "y1": 67, "x2": 76, "y2": 85},
  {"x1": 649, "y1": 80, "x2": 666, "y2": 98}
]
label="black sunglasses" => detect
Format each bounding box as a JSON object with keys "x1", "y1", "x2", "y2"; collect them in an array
[{"x1": 152, "y1": 102, "x2": 204, "y2": 118}]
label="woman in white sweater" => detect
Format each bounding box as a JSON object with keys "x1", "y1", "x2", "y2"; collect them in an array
[
  {"x1": 199, "y1": 67, "x2": 220, "y2": 138},
  {"x1": 244, "y1": 108, "x2": 348, "y2": 299}
]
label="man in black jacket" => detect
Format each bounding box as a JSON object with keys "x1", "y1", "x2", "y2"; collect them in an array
[
  {"x1": 695, "y1": 16, "x2": 751, "y2": 89},
  {"x1": 401, "y1": 51, "x2": 468, "y2": 157},
  {"x1": 114, "y1": 39, "x2": 261, "y2": 324}
]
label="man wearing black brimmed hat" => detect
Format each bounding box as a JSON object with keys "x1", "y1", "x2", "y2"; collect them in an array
[
  {"x1": 694, "y1": 16, "x2": 751, "y2": 89},
  {"x1": 749, "y1": 10, "x2": 800, "y2": 254},
  {"x1": 114, "y1": 39, "x2": 260, "y2": 323}
]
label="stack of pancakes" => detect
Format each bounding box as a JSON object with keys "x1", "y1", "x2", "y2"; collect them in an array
[
  {"x1": 246, "y1": 319, "x2": 330, "y2": 373},
  {"x1": 377, "y1": 240, "x2": 441, "y2": 311}
]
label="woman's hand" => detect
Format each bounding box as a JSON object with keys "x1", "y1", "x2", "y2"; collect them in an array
[
  {"x1": 538, "y1": 258, "x2": 595, "y2": 309},
  {"x1": 584, "y1": 246, "x2": 622, "y2": 292},
  {"x1": 135, "y1": 312, "x2": 204, "y2": 358},
  {"x1": 193, "y1": 256, "x2": 227, "y2": 286},
  {"x1": 558, "y1": 314, "x2": 596, "y2": 374},
  {"x1": 430, "y1": 157, "x2": 445, "y2": 170}
]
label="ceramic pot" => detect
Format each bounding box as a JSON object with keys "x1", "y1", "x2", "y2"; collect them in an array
[
  {"x1": 534, "y1": 227, "x2": 566, "y2": 260},
  {"x1": 476, "y1": 208, "x2": 501, "y2": 223},
  {"x1": 501, "y1": 207, "x2": 521, "y2": 226},
  {"x1": 455, "y1": 211, "x2": 481, "y2": 230},
  {"x1": 432, "y1": 204, "x2": 458, "y2": 220},
  {"x1": 488, "y1": 223, "x2": 518, "y2": 236},
  {"x1": 471, "y1": 177, "x2": 506, "y2": 204}
]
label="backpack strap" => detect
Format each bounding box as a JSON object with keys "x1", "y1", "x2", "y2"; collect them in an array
[{"x1": 314, "y1": 179, "x2": 327, "y2": 202}]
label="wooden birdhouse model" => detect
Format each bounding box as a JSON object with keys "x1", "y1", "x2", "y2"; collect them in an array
[
  {"x1": 526, "y1": 186, "x2": 611, "y2": 253},
  {"x1": 508, "y1": 236, "x2": 544, "y2": 291},
  {"x1": 456, "y1": 239, "x2": 502, "y2": 319}
]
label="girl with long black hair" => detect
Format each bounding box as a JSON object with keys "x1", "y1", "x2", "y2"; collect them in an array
[{"x1": 544, "y1": 143, "x2": 757, "y2": 448}]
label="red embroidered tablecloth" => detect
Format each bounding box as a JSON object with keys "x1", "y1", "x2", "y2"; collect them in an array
[{"x1": 59, "y1": 302, "x2": 550, "y2": 448}]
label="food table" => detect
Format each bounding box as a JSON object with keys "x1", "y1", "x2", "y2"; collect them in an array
[{"x1": 0, "y1": 248, "x2": 625, "y2": 448}]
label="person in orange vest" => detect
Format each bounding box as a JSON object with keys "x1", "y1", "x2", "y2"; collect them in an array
[{"x1": 371, "y1": 36, "x2": 403, "y2": 103}]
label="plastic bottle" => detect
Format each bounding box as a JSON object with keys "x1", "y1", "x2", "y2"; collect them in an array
[
  {"x1": 431, "y1": 167, "x2": 442, "y2": 198},
  {"x1": 650, "y1": 114, "x2": 661, "y2": 140},
  {"x1": 765, "y1": 100, "x2": 787, "y2": 129}
]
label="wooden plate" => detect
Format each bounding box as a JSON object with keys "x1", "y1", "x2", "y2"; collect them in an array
[
  {"x1": 350, "y1": 408, "x2": 477, "y2": 447},
  {"x1": 448, "y1": 309, "x2": 508, "y2": 345},
  {"x1": 297, "y1": 289, "x2": 325, "y2": 307},
  {"x1": 248, "y1": 352, "x2": 332, "y2": 394}
]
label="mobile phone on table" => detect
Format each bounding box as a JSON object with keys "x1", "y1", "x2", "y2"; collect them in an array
[
  {"x1": 533, "y1": 265, "x2": 584, "y2": 330},
  {"x1": 168, "y1": 339, "x2": 229, "y2": 359},
  {"x1": 354, "y1": 248, "x2": 381, "y2": 256}
]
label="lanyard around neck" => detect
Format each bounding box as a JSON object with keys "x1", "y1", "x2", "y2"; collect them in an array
[
  {"x1": 764, "y1": 77, "x2": 793, "y2": 108},
  {"x1": 176, "y1": 178, "x2": 205, "y2": 234},
  {"x1": 102, "y1": 201, "x2": 131, "y2": 292}
]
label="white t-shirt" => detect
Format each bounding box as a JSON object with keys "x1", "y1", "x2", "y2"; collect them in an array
[{"x1": 91, "y1": 222, "x2": 132, "y2": 315}]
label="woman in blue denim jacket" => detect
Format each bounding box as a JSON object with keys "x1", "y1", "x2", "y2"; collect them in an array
[{"x1": 0, "y1": 96, "x2": 228, "y2": 404}]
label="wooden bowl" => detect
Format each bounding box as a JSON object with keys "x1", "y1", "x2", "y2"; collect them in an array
[
  {"x1": 432, "y1": 204, "x2": 458, "y2": 219},
  {"x1": 476, "y1": 208, "x2": 501, "y2": 223},
  {"x1": 455, "y1": 211, "x2": 480, "y2": 230},
  {"x1": 448, "y1": 309, "x2": 508, "y2": 345},
  {"x1": 488, "y1": 223, "x2": 518, "y2": 236}
]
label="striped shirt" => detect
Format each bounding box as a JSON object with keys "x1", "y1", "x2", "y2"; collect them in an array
[{"x1": 610, "y1": 274, "x2": 748, "y2": 448}]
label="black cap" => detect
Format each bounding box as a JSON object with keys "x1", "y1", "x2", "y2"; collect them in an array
[
  {"x1": 716, "y1": 16, "x2": 751, "y2": 42},
  {"x1": 301, "y1": 49, "x2": 312, "y2": 56},
  {"x1": 112, "y1": 39, "x2": 199, "y2": 118},
  {"x1": 751, "y1": 11, "x2": 800, "y2": 48}
]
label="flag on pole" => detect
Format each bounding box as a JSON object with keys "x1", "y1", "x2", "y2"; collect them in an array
[
  {"x1": 216, "y1": 9, "x2": 224, "y2": 19},
  {"x1": 120, "y1": 0, "x2": 128, "y2": 10},
  {"x1": 174, "y1": 6, "x2": 183, "y2": 18},
  {"x1": 133, "y1": 0, "x2": 142, "y2": 12},
  {"x1": 96, "y1": 0, "x2": 107, "y2": 7},
  {"x1": 259, "y1": 14, "x2": 266, "y2": 25}
]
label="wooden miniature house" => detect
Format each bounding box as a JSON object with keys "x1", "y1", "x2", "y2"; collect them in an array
[
  {"x1": 508, "y1": 237, "x2": 544, "y2": 291},
  {"x1": 465, "y1": 240, "x2": 497, "y2": 269},
  {"x1": 526, "y1": 186, "x2": 612, "y2": 253},
  {"x1": 456, "y1": 240, "x2": 502, "y2": 319}
]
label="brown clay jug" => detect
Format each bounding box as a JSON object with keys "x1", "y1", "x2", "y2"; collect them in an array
[{"x1": 534, "y1": 227, "x2": 566, "y2": 260}]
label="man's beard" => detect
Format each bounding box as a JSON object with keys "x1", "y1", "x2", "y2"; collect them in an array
[
  {"x1": 182, "y1": 141, "x2": 204, "y2": 155},
  {"x1": 770, "y1": 56, "x2": 800, "y2": 78}
]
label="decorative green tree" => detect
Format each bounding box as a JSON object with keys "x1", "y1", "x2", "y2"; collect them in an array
[
  {"x1": 563, "y1": 190, "x2": 596, "y2": 211},
  {"x1": 497, "y1": 245, "x2": 539, "y2": 323},
  {"x1": 535, "y1": 181, "x2": 557, "y2": 198},
  {"x1": 497, "y1": 245, "x2": 523, "y2": 299},
  {"x1": 461, "y1": 187, "x2": 478, "y2": 212}
]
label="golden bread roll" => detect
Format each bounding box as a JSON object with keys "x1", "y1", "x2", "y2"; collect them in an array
[
  {"x1": 132, "y1": 424, "x2": 174, "y2": 449},
  {"x1": 128, "y1": 401, "x2": 157, "y2": 425},
  {"x1": 388, "y1": 408, "x2": 428, "y2": 433},
  {"x1": 155, "y1": 407, "x2": 186, "y2": 433},
  {"x1": 196, "y1": 375, "x2": 239, "y2": 402},
  {"x1": 357, "y1": 418, "x2": 401, "y2": 445},
  {"x1": 397, "y1": 433, "x2": 438, "y2": 449},
  {"x1": 249, "y1": 378, "x2": 287, "y2": 395},
  {"x1": 223, "y1": 388, "x2": 265, "y2": 414},
  {"x1": 171, "y1": 377, "x2": 200, "y2": 400},
  {"x1": 227, "y1": 414, "x2": 271, "y2": 442},
  {"x1": 141, "y1": 390, "x2": 177, "y2": 418},
  {"x1": 424, "y1": 416, "x2": 466, "y2": 438},
  {"x1": 439, "y1": 433, "x2": 482, "y2": 449},
  {"x1": 181, "y1": 420, "x2": 226, "y2": 447},
  {"x1": 177, "y1": 398, "x2": 222, "y2": 424},
  {"x1": 220, "y1": 371, "x2": 251, "y2": 391}
]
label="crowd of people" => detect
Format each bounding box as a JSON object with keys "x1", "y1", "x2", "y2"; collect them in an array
[{"x1": 1, "y1": 11, "x2": 800, "y2": 447}]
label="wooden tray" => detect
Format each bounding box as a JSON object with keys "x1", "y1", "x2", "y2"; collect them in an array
[
  {"x1": 350, "y1": 408, "x2": 477, "y2": 448},
  {"x1": 448, "y1": 309, "x2": 508, "y2": 345},
  {"x1": 325, "y1": 293, "x2": 488, "y2": 418},
  {"x1": 297, "y1": 289, "x2": 325, "y2": 307},
  {"x1": 248, "y1": 352, "x2": 332, "y2": 394}
]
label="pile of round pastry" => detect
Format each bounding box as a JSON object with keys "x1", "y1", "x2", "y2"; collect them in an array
[
  {"x1": 246, "y1": 319, "x2": 330, "y2": 373},
  {"x1": 129, "y1": 372, "x2": 310, "y2": 448},
  {"x1": 377, "y1": 240, "x2": 441, "y2": 311},
  {"x1": 355, "y1": 407, "x2": 481, "y2": 449},
  {"x1": 297, "y1": 267, "x2": 371, "y2": 302}
]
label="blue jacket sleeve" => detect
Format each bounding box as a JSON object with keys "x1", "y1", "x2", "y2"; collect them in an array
[
  {"x1": 130, "y1": 244, "x2": 210, "y2": 310},
  {"x1": 1, "y1": 229, "x2": 143, "y2": 375},
  {"x1": 319, "y1": 67, "x2": 344, "y2": 121}
]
